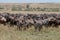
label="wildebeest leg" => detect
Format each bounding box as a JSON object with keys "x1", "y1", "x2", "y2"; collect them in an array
[
  {"x1": 35, "y1": 26, "x2": 38, "y2": 31},
  {"x1": 2, "y1": 21, "x2": 7, "y2": 26},
  {"x1": 34, "y1": 24, "x2": 42, "y2": 31},
  {"x1": 23, "y1": 26, "x2": 27, "y2": 30},
  {"x1": 28, "y1": 23, "x2": 33, "y2": 28},
  {"x1": 23, "y1": 24, "x2": 29, "y2": 30},
  {"x1": 17, "y1": 22, "x2": 22, "y2": 31},
  {"x1": 9, "y1": 22, "x2": 14, "y2": 27},
  {"x1": 3, "y1": 22, "x2": 7, "y2": 26},
  {"x1": 53, "y1": 23, "x2": 58, "y2": 28},
  {"x1": 38, "y1": 25, "x2": 42, "y2": 31},
  {"x1": 9, "y1": 20, "x2": 14, "y2": 27},
  {"x1": 18, "y1": 25, "x2": 22, "y2": 31},
  {"x1": 34, "y1": 24, "x2": 39, "y2": 31}
]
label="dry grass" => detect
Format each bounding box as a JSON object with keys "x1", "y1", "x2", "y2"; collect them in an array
[
  {"x1": 0, "y1": 24, "x2": 60, "y2": 40},
  {"x1": 0, "y1": 3, "x2": 60, "y2": 12},
  {"x1": 0, "y1": 11, "x2": 60, "y2": 14},
  {"x1": 0, "y1": 3, "x2": 60, "y2": 40}
]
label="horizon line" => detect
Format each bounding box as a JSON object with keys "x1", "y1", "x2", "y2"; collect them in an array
[{"x1": 0, "y1": 2, "x2": 59, "y2": 4}]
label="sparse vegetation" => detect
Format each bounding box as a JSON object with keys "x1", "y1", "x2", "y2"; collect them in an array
[
  {"x1": 0, "y1": 3, "x2": 60, "y2": 12},
  {"x1": 12, "y1": 6, "x2": 22, "y2": 11},
  {"x1": 0, "y1": 7, "x2": 4, "y2": 11},
  {"x1": 24, "y1": 7, "x2": 60, "y2": 12}
]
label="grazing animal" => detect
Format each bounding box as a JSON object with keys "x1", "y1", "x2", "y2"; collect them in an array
[{"x1": 0, "y1": 16, "x2": 7, "y2": 25}]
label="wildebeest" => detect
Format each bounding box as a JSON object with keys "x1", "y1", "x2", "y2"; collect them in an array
[
  {"x1": 16, "y1": 15, "x2": 25, "y2": 30},
  {"x1": 0, "y1": 13, "x2": 60, "y2": 31},
  {"x1": 33, "y1": 16, "x2": 56, "y2": 31},
  {"x1": 0, "y1": 16, "x2": 7, "y2": 25}
]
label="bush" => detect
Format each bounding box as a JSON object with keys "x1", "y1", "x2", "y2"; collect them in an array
[{"x1": 12, "y1": 6, "x2": 22, "y2": 11}]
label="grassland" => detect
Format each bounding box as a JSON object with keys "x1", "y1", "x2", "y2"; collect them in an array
[
  {"x1": 0, "y1": 24, "x2": 60, "y2": 40},
  {"x1": 0, "y1": 3, "x2": 60, "y2": 40},
  {"x1": 0, "y1": 3, "x2": 60, "y2": 12}
]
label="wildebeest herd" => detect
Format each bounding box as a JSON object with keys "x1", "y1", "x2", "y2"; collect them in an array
[{"x1": 0, "y1": 13, "x2": 60, "y2": 31}]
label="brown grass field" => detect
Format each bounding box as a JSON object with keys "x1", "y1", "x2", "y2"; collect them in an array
[
  {"x1": 0, "y1": 24, "x2": 60, "y2": 40},
  {"x1": 0, "y1": 3, "x2": 60, "y2": 40}
]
